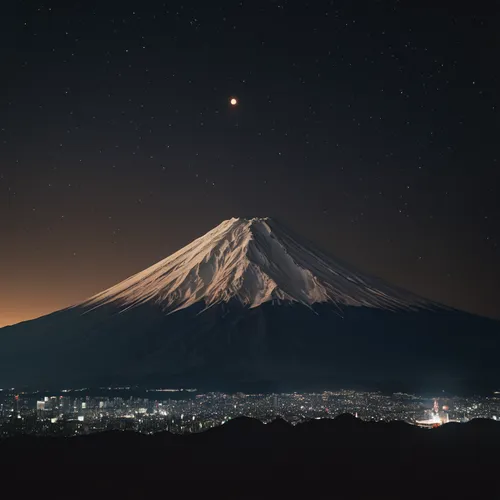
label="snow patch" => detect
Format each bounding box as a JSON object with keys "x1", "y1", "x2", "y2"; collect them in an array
[{"x1": 81, "y1": 217, "x2": 433, "y2": 314}]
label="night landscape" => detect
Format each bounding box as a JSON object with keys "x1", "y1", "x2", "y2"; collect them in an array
[{"x1": 1, "y1": 1, "x2": 498, "y2": 498}]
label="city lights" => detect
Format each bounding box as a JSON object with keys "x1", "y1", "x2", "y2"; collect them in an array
[{"x1": 0, "y1": 389, "x2": 498, "y2": 438}]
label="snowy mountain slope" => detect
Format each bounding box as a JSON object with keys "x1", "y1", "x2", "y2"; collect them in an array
[{"x1": 81, "y1": 217, "x2": 434, "y2": 314}]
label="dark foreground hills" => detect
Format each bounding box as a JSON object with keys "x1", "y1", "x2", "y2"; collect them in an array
[{"x1": 1, "y1": 414, "x2": 498, "y2": 499}]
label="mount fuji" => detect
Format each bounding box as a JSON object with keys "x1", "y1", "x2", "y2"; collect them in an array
[{"x1": 1, "y1": 217, "x2": 498, "y2": 392}]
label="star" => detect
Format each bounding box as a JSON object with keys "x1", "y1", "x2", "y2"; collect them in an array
[{"x1": 230, "y1": 97, "x2": 238, "y2": 106}]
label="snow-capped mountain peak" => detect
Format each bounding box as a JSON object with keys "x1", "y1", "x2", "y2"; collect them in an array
[{"x1": 81, "y1": 217, "x2": 432, "y2": 313}]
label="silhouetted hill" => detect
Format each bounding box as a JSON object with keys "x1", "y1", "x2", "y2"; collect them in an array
[{"x1": 1, "y1": 415, "x2": 498, "y2": 498}]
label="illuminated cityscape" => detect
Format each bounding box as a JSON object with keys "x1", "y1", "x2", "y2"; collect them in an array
[{"x1": 1, "y1": 389, "x2": 499, "y2": 437}]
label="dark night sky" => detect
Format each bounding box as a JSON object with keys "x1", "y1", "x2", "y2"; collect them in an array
[{"x1": 1, "y1": 0, "x2": 498, "y2": 327}]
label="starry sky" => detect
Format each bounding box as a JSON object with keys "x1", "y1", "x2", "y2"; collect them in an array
[{"x1": 1, "y1": 0, "x2": 498, "y2": 327}]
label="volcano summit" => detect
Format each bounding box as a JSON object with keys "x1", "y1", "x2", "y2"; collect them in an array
[
  {"x1": 1, "y1": 217, "x2": 498, "y2": 392},
  {"x1": 84, "y1": 217, "x2": 433, "y2": 313}
]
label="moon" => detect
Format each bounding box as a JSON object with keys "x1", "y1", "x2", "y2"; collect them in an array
[{"x1": 230, "y1": 97, "x2": 238, "y2": 106}]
